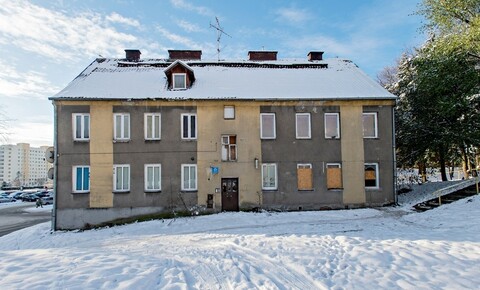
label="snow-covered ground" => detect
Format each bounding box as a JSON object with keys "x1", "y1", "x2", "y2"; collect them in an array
[{"x1": 0, "y1": 181, "x2": 479, "y2": 289}]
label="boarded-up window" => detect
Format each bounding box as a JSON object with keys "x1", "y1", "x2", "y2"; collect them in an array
[
  {"x1": 365, "y1": 163, "x2": 378, "y2": 188},
  {"x1": 327, "y1": 163, "x2": 342, "y2": 189},
  {"x1": 297, "y1": 164, "x2": 313, "y2": 190}
]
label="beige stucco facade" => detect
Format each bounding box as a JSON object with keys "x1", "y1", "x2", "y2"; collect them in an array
[
  {"x1": 197, "y1": 102, "x2": 262, "y2": 210},
  {"x1": 89, "y1": 103, "x2": 114, "y2": 208},
  {"x1": 340, "y1": 104, "x2": 366, "y2": 204}
]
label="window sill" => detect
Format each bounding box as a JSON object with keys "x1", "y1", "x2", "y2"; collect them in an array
[
  {"x1": 71, "y1": 191, "x2": 89, "y2": 194},
  {"x1": 365, "y1": 187, "x2": 380, "y2": 190},
  {"x1": 113, "y1": 190, "x2": 130, "y2": 194},
  {"x1": 73, "y1": 139, "x2": 90, "y2": 142},
  {"x1": 145, "y1": 190, "x2": 162, "y2": 193},
  {"x1": 113, "y1": 139, "x2": 130, "y2": 143},
  {"x1": 262, "y1": 189, "x2": 278, "y2": 192},
  {"x1": 325, "y1": 137, "x2": 340, "y2": 140},
  {"x1": 144, "y1": 139, "x2": 161, "y2": 142},
  {"x1": 327, "y1": 188, "x2": 343, "y2": 191},
  {"x1": 180, "y1": 190, "x2": 198, "y2": 193}
]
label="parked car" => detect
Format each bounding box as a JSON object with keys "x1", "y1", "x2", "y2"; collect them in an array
[
  {"x1": 0, "y1": 195, "x2": 15, "y2": 203},
  {"x1": 21, "y1": 193, "x2": 41, "y2": 202},
  {"x1": 41, "y1": 196, "x2": 54, "y2": 205},
  {"x1": 8, "y1": 191, "x2": 24, "y2": 200}
]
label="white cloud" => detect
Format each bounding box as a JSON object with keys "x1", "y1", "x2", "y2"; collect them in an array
[
  {"x1": 170, "y1": 0, "x2": 214, "y2": 17},
  {"x1": 5, "y1": 121, "x2": 53, "y2": 147},
  {"x1": 106, "y1": 12, "x2": 141, "y2": 28},
  {"x1": 275, "y1": 7, "x2": 311, "y2": 25},
  {"x1": 155, "y1": 25, "x2": 201, "y2": 48},
  {"x1": 0, "y1": 1, "x2": 139, "y2": 61},
  {"x1": 177, "y1": 20, "x2": 205, "y2": 33},
  {"x1": 0, "y1": 60, "x2": 60, "y2": 99}
]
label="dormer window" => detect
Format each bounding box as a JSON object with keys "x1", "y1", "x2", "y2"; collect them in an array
[
  {"x1": 173, "y1": 73, "x2": 187, "y2": 90},
  {"x1": 164, "y1": 60, "x2": 194, "y2": 91}
]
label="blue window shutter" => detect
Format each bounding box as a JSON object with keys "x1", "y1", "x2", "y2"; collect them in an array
[{"x1": 83, "y1": 167, "x2": 89, "y2": 190}]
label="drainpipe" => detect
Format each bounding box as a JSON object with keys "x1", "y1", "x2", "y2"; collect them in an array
[
  {"x1": 392, "y1": 105, "x2": 397, "y2": 204},
  {"x1": 51, "y1": 101, "x2": 58, "y2": 231}
]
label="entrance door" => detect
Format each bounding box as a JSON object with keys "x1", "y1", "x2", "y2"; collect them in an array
[{"x1": 221, "y1": 178, "x2": 239, "y2": 211}]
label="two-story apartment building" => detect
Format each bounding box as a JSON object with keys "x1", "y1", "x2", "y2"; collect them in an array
[{"x1": 50, "y1": 49, "x2": 396, "y2": 230}]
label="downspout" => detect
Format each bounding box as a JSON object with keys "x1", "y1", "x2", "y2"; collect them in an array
[
  {"x1": 392, "y1": 105, "x2": 397, "y2": 204},
  {"x1": 51, "y1": 101, "x2": 58, "y2": 231}
]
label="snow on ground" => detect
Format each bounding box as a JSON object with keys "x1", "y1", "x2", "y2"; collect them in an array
[{"x1": 0, "y1": 181, "x2": 479, "y2": 289}]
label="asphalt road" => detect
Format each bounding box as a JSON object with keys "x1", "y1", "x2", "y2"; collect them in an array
[{"x1": 0, "y1": 203, "x2": 51, "y2": 237}]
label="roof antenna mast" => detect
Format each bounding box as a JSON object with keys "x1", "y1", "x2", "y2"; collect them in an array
[{"x1": 210, "y1": 17, "x2": 231, "y2": 61}]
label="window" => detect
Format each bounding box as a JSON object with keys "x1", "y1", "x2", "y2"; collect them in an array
[
  {"x1": 325, "y1": 113, "x2": 340, "y2": 139},
  {"x1": 297, "y1": 164, "x2": 313, "y2": 190},
  {"x1": 114, "y1": 164, "x2": 130, "y2": 192},
  {"x1": 262, "y1": 163, "x2": 277, "y2": 190},
  {"x1": 145, "y1": 164, "x2": 161, "y2": 191},
  {"x1": 181, "y1": 164, "x2": 197, "y2": 191},
  {"x1": 173, "y1": 73, "x2": 186, "y2": 90},
  {"x1": 296, "y1": 113, "x2": 311, "y2": 139},
  {"x1": 365, "y1": 163, "x2": 379, "y2": 188},
  {"x1": 114, "y1": 113, "x2": 130, "y2": 141},
  {"x1": 181, "y1": 113, "x2": 197, "y2": 140},
  {"x1": 221, "y1": 135, "x2": 237, "y2": 161},
  {"x1": 326, "y1": 163, "x2": 342, "y2": 190},
  {"x1": 144, "y1": 113, "x2": 161, "y2": 140},
  {"x1": 260, "y1": 113, "x2": 276, "y2": 139},
  {"x1": 73, "y1": 113, "x2": 90, "y2": 141},
  {"x1": 72, "y1": 166, "x2": 89, "y2": 193},
  {"x1": 224, "y1": 106, "x2": 235, "y2": 119},
  {"x1": 363, "y1": 112, "x2": 378, "y2": 138}
]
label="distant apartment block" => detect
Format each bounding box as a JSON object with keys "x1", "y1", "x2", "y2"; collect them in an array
[{"x1": 0, "y1": 143, "x2": 53, "y2": 187}]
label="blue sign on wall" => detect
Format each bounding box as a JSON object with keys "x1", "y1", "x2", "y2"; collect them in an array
[{"x1": 211, "y1": 167, "x2": 219, "y2": 175}]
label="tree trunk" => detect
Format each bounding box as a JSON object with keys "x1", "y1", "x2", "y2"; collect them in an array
[
  {"x1": 460, "y1": 145, "x2": 469, "y2": 179},
  {"x1": 439, "y1": 148, "x2": 448, "y2": 181},
  {"x1": 418, "y1": 161, "x2": 427, "y2": 183}
]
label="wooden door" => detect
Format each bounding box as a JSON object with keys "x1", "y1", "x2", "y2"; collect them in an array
[{"x1": 221, "y1": 178, "x2": 239, "y2": 211}]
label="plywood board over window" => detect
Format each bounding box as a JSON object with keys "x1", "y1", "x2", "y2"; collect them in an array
[
  {"x1": 297, "y1": 164, "x2": 313, "y2": 190},
  {"x1": 327, "y1": 163, "x2": 342, "y2": 189}
]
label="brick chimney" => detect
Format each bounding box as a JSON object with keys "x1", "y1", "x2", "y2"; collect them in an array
[
  {"x1": 125, "y1": 49, "x2": 141, "y2": 62},
  {"x1": 248, "y1": 51, "x2": 278, "y2": 61},
  {"x1": 307, "y1": 51, "x2": 324, "y2": 61},
  {"x1": 168, "y1": 50, "x2": 202, "y2": 60}
]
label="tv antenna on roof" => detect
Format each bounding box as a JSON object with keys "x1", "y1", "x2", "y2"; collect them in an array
[{"x1": 210, "y1": 16, "x2": 231, "y2": 61}]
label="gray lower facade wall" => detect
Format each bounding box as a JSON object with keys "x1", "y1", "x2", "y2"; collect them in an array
[{"x1": 56, "y1": 192, "x2": 197, "y2": 230}]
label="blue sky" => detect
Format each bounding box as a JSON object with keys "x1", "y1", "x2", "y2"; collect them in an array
[{"x1": 0, "y1": 0, "x2": 424, "y2": 147}]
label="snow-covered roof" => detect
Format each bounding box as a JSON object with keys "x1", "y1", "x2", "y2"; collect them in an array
[{"x1": 51, "y1": 58, "x2": 396, "y2": 101}]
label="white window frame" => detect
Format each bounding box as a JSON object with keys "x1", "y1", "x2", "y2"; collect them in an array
[
  {"x1": 324, "y1": 113, "x2": 340, "y2": 139},
  {"x1": 173, "y1": 73, "x2": 186, "y2": 90},
  {"x1": 364, "y1": 163, "x2": 379, "y2": 189},
  {"x1": 114, "y1": 113, "x2": 130, "y2": 141},
  {"x1": 363, "y1": 112, "x2": 378, "y2": 138},
  {"x1": 73, "y1": 113, "x2": 90, "y2": 141},
  {"x1": 262, "y1": 163, "x2": 278, "y2": 190},
  {"x1": 221, "y1": 135, "x2": 237, "y2": 161},
  {"x1": 144, "y1": 164, "x2": 161, "y2": 192},
  {"x1": 297, "y1": 163, "x2": 312, "y2": 169},
  {"x1": 72, "y1": 165, "x2": 90, "y2": 193},
  {"x1": 181, "y1": 164, "x2": 197, "y2": 191},
  {"x1": 181, "y1": 113, "x2": 197, "y2": 140},
  {"x1": 113, "y1": 164, "x2": 130, "y2": 192},
  {"x1": 296, "y1": 113, "x2": 311, "y2": 139},
  {"x1": 224, "y1": 106, "x2": 235, "y2": 119},
  {"x1": 144, "y1": 113, "x2": 161, "y2": 140},
  {"x1": 260, "y1": 113, "x2": 276, "y2": 139}
]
